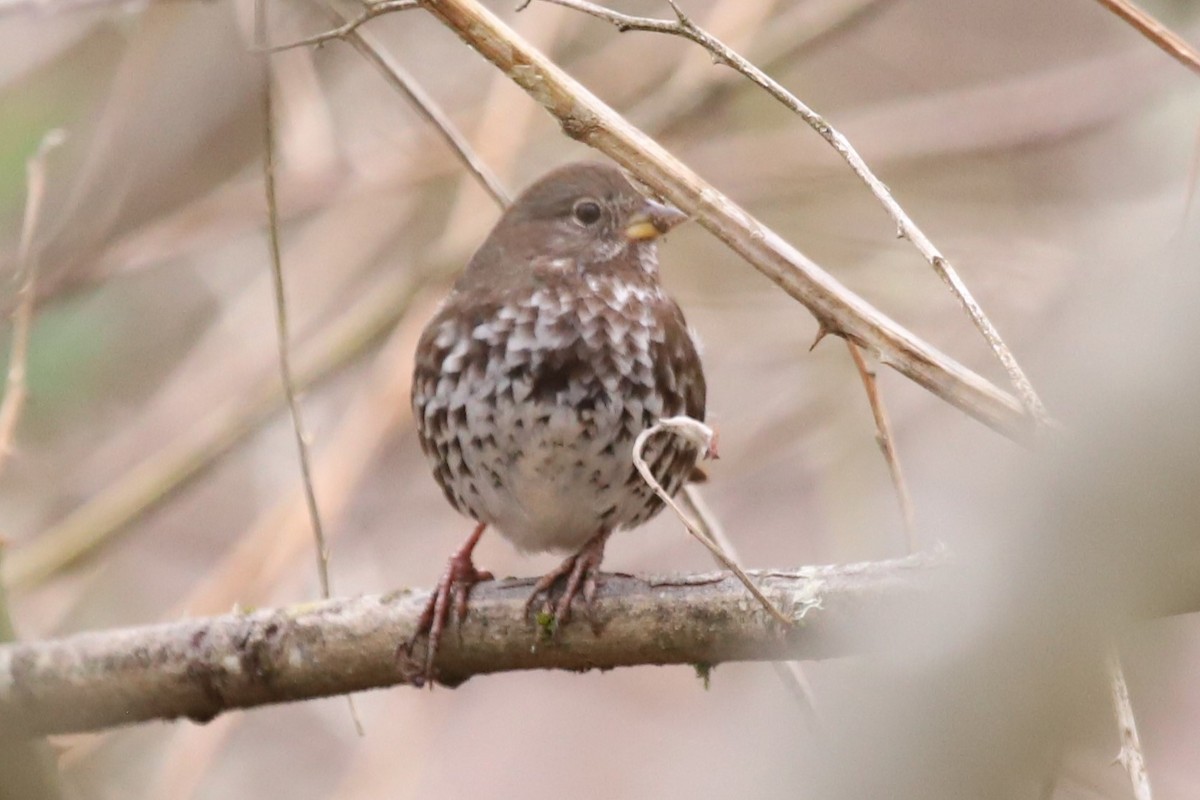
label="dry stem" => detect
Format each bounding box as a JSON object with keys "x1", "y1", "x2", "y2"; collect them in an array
[
  {"x1": 632, "y1": 417, "x2": 795, "y2": 627},
  {"x1": 1092, "y1": 0, "x2": 1200, "y2": 75}
]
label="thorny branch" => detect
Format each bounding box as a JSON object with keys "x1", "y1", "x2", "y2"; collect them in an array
[
  {"x1": 420, "y1": 0, "x2": 1036, "y2": 444},
  {"x1": 847, "y1": 342, "x2": 916, "y2": 552},
  {"x1": 527, "y1": 0, "x2": 1053, "y2": 431},
  {"x1": 0, "y1": 553, "x2": 941, "y2": 735}
]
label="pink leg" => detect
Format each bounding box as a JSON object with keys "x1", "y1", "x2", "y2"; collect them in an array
[
  {"x1": 404, "y1": 522, "x2": 493, "y2": 686},
  {"x1": 525, "y1": 529, "x2": 612, "y2": 631}
]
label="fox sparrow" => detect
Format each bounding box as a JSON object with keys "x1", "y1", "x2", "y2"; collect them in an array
[{"x1": 407, "y1": 161, "x2": 706, "y2": 683}]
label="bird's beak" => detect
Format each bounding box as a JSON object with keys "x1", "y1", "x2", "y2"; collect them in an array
[{"x1": 625, "y1": 199, "x2": 689, "y2": 241}]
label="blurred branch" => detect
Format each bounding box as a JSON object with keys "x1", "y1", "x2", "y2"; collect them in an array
[
  {"x1": 420, "y1": 0, "x2": 1036, "y2": 444},
  {"x1": 0, "y1": 130, "x2": 68, "y2": 800},
  {"x1": 1106, "y1": 643, "x2": 1154, "y2": 800},
  {"x1": 0, "y1": 131, "x2": 66, "y2": 479},
  {"x1": 3, "y1": 271, "x2": 421, "y2": 590},
  {"x1": 0, "y1": 552, "x2": 940, "y2": 736},
  {"x1": 1093, "y1": 0, "x2": 1200, "y2": 75},
  {"x1": 847, "y1": 342, "x2": 916, "y2": 551},
  {"x1": 525, "y1": 0, "x2": 1053, "y2": 431}
]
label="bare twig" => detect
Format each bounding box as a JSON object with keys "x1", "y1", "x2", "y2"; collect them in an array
[
  {"x1": 269, "y1": 0, "x2": 420, "y2": 51},
  {"x1": 1093, "y1": 0, "x2": 1200, "y2": 75},
  {"x1": 527, "y1": 0, "x2": 1053, "y2": 431},
  {"x1": 847, "y1": 342, "x2": 916, "y2": 551},
  {"x1": 258, "y1": 1, "x2": 333, "y2": 600},
  {"x1": 421, "y1": 0, "x2": 1035, "y2": 443},
  {"x1": 0, "y1": 553, "x2": 941, "y2": 735},
  {"x1": 0, "y1": 130, "x2": 66, "y2": 478},
  {"x1": 258, "y1": 3, "x2": 363, "y2": 734},
  {"x1": 631, "y1": 0, "x2": 891, "y2": 135},
  {"x1": 679, "y1": 486, "x2": 821, "y2": 725},
  {"x1": 328, "y1": 1, "x2": 511, "y2": 207},
  {"x1": 1106, "y1": 642, "x2": 1153, "y2": 800},
  {"x1": 633, "y1": 417, "x2": 796, "y2": 627}
]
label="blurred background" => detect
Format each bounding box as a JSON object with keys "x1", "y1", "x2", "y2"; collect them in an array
[{"x1": 1, "y1": 0, "x2": 1199, "y2": 797}]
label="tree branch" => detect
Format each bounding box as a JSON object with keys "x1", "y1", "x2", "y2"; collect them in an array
[
  {"x1": 0, "y1": 552, "x2": 940, "y2": 735},
  {"x1": 530, "y1": 0, "x2": 1052, "y2": 429},
  {"x1": 420, "y1": 0, "x2": 1036, "y2": 444}
]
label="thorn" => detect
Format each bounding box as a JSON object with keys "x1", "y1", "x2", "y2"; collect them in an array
[{"x1": 809, "y1": 321, "x2": 832, "y2": 351}]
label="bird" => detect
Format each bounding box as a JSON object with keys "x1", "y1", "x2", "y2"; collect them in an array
[{"x1": 407, "y1": 161, "x2": 707, "y2": 684}]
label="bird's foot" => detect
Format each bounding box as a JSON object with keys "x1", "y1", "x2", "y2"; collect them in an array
[
  {"x1": 401, "y1": 523, "x2": 492, "y2": 687},
  {"x1": 525, "y1": 529, "x2": 611, "y2": 635}
]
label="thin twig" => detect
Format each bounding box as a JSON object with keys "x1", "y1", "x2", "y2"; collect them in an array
[
  {"x1": 1092, "y1": 0, "x2": 1200, "y2": 76},
  {"x1": 632, "y1": 417, "x2": 796, "y2": 627},
  {"x1": 1106, "y1": 642, "x2": 1153, "y2": 800},
  {"x1": 421, "y1": 0, "x2": 1036, "y2": 444},
  {"x1": 0, "y1": 130, "x2": 66, "y2": 478},
  {"x1": 172, "y1": 290, "x2": 439, "y2": 618},
  {"x1": 0, "y1": 553, "x2": 941, "y2": 735},
  {"x1": 847, "y1": 342, "x2": 916, "y2": 552},
  {"x1": 269, "y1": 0, "x2": 420, "y2": 52},
  {"x1": 679, "y1": 486, "x2": 820, "y2": 727},
  {"x1": 529, "y1": 0, "x2": 1053, "y2": 431},
  {"x1": 257, "y1": 0, "x2": 363, "y2": 735},
  {"x1": 328, "y1": 0, "x2": 511, "y2": 207},
  {"x1": 630, "y1": 0, "x2": 891, "y2": 135},
  {"x1": 257, "y1": 0, "x2": 333, "y2": 601}
]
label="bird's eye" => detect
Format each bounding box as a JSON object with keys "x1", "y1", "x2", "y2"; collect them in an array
[{"x1": 572, "y1": 199, "x2": 602, "y2": 226}]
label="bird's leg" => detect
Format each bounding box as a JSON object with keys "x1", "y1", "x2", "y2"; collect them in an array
[
  {"x1": 525, "y1": 528, "x2": 612, "y2": 632},
  {"x1": 403, "y1": 521, "x2": 493, "y2": 686}
]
